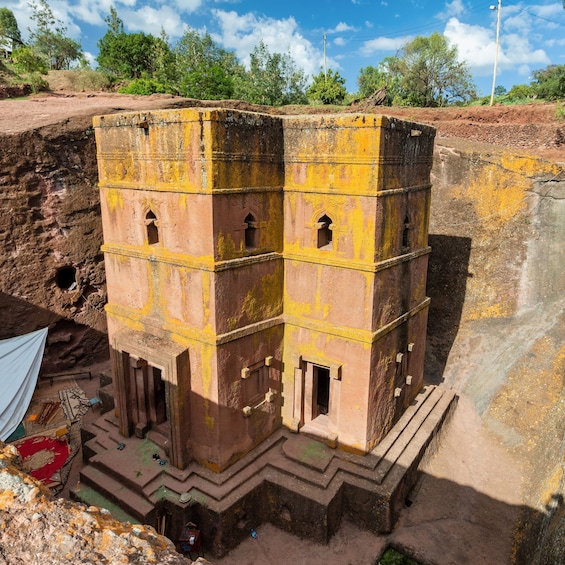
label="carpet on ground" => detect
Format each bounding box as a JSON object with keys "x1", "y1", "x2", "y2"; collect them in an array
[
  {"x1": 9, "y1": 380, "x2": 90, "y2": 493},
  {"x1": 14, "y1": 433, "x2": 70, "y2": 487},
  {"x1": 59, "y1": 387, "x2": 90, "y2": 422}
]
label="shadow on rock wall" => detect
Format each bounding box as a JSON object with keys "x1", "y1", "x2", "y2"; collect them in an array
[
  {"x1": 424, "y1": 234, "x2": 472, "y2": 385},
  {"x1": 0, "y1": 292, "x2": 109, "y2": 373}
]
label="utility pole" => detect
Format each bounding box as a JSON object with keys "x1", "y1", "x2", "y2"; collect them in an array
[
  {"x1": 489, "y1": 0, "x2": 502, "y2": 106},
  {"x1": 323, "y1": 32, "x2": 327, "y2": 84}
]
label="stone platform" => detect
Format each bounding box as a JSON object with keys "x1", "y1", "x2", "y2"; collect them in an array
[{"x1": 72, "y1": 385, "x2": 457, "y2": 556}]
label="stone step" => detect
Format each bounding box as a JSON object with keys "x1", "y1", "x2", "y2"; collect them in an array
[
  {"x1": 79, "y1": 464, "x2": 155, "y2": 523},
  {"x1": 373, "y1": 386, "x2": 447, "y2": 483},
  {"x1": 71, "y1": 484, "x2": 140, "y2": 525},
  {"x1": 392, "y1": 388, "x2": 457, "y2": 479},
  {"x1": 371, "y1": 385, "x2": 435, "y2": 464}
]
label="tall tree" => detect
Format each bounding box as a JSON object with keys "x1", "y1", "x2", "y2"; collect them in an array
[
  {"x1": 28, "y1": 0, "x2": 83, "y2": 69},
  {"x1": 307, "y1": 69, "x2": 347, "y2": 105},
  {"x1": 97, "y1": 8, "x2": 166, "y2": 79},
  {"x1": 173, "y1": 28, "x2": 241, "y2": 99},
  {"x1": 237, "y1": 41, "x2": 307, "y2": 106},
  {"x1": 531, "y1": 64, "x2": 565, "y2": 101},
  {"x1": 384, "y1": 33, "x2": 476, "y2": 107},
  {"x1": 0, "y1": 8, "x2": 22, "y2": 43}
]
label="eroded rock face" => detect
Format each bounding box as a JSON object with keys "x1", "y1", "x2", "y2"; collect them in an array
[
  {"x1": 0, "y1": 117, "x2": 109, "y2": 371},
  {"x1": 0, "y1": 442, "x2": 202, "y2": 565}
]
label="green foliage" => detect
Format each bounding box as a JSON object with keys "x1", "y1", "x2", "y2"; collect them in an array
[
  {"x1": 11, "y1": 45, "x2": 48, "y2": 74},
  {"x1": 118, "y1": 77, "x2": 176, "y2": 95},
  {"x1": 357, "y1": 65, "x2": 388, "y2": 99},
  {"x1": 507, "y1": 83, "x2": 536, "y2": 101},
  {"x1": 173, "y1": 28, "x2": 240, "y2": 99},
  {"x1": 307, "y1": 68, "x2": 347, "y2": 105},
  {"x1": 378, "y1": 548, "x2": 421, "y2": 565},
  {"x1": 0, "y1": 7, "x2": 22, "y2": 43},
  {"x1": 531, "y1": 64, "x2": 565, "y2": 101},
  {"x1": 384, "y1": 32, "x2": 476, "y2": 107},
  {"x1": 152, "y1": 29, "x2": 175, "y2": 85},
  {"x1": 27, "y1": 71, "x2": 49, "y2": 93},
  {"x1": 97, "y1": 8, "x2": 167, "y2": 80},
  {"x1": 556, "y1": 102, "x2": 565, "y2": 121},
  {"x1": 28, "y1": 0, "x2": 83, "y2": 70},
  {"x1": 494, "y1": 85, "x2": 507, "y2": 96},
  {"x1": 236, "y1": 41, "x2": 307, "y2": 106}
]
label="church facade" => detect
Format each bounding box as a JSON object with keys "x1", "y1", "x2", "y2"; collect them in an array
[{"x1": 94, "y1": 108, "x2": 435, "y2": 473}]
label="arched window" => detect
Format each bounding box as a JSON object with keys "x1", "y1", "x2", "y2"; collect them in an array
[
  {"x1": 145, "y1": 210, "x2": 159, "y2": 245},
  {"x1": 316, "y1": 214, "x2": 333, "y2": 250},
  {"x1": 244, "y1": 213, "x2": 258, "y2": 250},
  {"x1": 402, "y1": 215, "x2": 410, "y2": 249}
]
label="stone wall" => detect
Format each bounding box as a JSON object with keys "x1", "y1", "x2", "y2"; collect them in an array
[
  {"x1": 0, "y1": 117, "x2": 108, "y2": 372},
  {"x1": 425, "y1": 137, "x2": 565, "y2": 565}
]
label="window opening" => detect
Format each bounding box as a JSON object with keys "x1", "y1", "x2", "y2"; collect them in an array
[
  {"x1": 244, "y1": 213, "x2": 258, "y2": 250},
  {"x1": 402, "y1": 216, "x2": 410, "y2": 249},
  {"x1": 56, "y1": 266, "x2": 77, "y2": 290},
  {"x1": 243, "y1": 365, "x2": 270, "y2": 405},
  {"x1": 317, "y1": 214, "x2": 333, "y2": 250},
  {"x1": 146, "y1": 210, "x2": 159, "y2": 245},
  {"x1": 314, "y1": 366, "x2": 330, "y2": 416}
]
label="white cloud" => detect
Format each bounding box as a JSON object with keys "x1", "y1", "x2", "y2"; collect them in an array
[
  {"x1": 327, "y1": 22, "x2": 355, "y2": 34},
  {"x1": 211, "y1": 10, "x2": 337, "y2": 78},
  {"x1": 443, "y1": 17, "x2": 550, "y2": 77},
  {"x1": 545, "y1": 37, "x2": 565, "y2": 48},
  {"x1": 118, "y1": 5, "x2": 187, "y2": 37},
  {"x1": 365, "y1": 21, "x2": 374, "y2": 28},
  {"x1": 359, "y1": 35, "x2": 411, "y2": 56},
  {"x1": 439, "y1": 0, "x2": 465, "y2": 19},
  {"x1": 334, "y1": 37, "x2": 346, "y2": 46}
]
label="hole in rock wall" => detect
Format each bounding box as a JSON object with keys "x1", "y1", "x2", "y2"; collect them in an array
[{"x1": 56, "y1": 266, "x2": 77, "y2": 290}]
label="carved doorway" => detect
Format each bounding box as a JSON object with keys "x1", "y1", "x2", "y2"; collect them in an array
[{"x1": 129, "y1": 358, "x2": 169, "y2": 439}]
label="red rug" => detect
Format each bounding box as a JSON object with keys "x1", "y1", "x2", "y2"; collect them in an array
[{"x1": 14, "y1": 435, "x2": 70, "y2": 483}]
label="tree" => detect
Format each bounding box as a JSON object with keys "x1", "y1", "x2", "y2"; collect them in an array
[
  {"x1": 28, "y1": 0, "x2": 83, "y2": 70},
  {"x1": 357, "y1": 65, "x2": 388, "y2": 99},
  {"x1": 11, "y1": 45, "x2": 48, "y2": 74},
  {"x1": 307, "y1": 69, "x2": 347, "y2": 105},
  {"x1": 531, "y1": 64, "x2": 565, "y2": 101},
  {"x1": 356, "y1": 63, "x2": 403, "y2": 104},
  {"x1": 0, "y1": 8, "x2": 22, "y2": 43},
  {"x1": 384, "y1": 33, "x2": 476, "y2": 107},
  {"x1": 173, "y1": 28, "x2": 241, "y2": 99},
  {"x1": 97, "y1": 8, "x2": 166, "y2": 79},
  {"x1": 237, "y1": 41, "x2": 308, "y2": 106}
]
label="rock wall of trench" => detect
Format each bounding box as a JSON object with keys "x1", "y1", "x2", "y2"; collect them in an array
[
  {"x1": 0, "y1": 117, "x2": 108, "y2": 372},
  {"x1": 426, "y1": 137, "x2": 565, "y2": 564}
]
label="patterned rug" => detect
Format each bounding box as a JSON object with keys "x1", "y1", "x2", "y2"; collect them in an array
[
  {"x1": 59, "y1": 387, "x2": 90, "y2": 422},
  {"x1": 14, "y1": 434, "x2": 70, "y2": 485}
]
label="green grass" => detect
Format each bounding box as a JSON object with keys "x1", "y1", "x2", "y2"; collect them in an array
[{"x1": 378, "y1": 548, "x2": 421, "y2": 565}]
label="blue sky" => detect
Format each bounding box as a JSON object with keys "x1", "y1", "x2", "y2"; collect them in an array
[{"x1": 5, "y1": 0, "x2": 565, "y2": 96}]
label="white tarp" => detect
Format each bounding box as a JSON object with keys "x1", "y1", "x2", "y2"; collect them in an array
[{"x1": 0, "y1": 328, "x2": 48, "y2": 441}]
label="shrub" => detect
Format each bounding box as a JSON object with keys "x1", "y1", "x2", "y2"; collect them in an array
[{"x1": 118, "y1": 78, "x2": 176, "y2": 95}]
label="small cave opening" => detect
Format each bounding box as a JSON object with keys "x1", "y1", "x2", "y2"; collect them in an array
[{"x1": 56, "y1": 266, "x2": 77, "y2": 290}]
